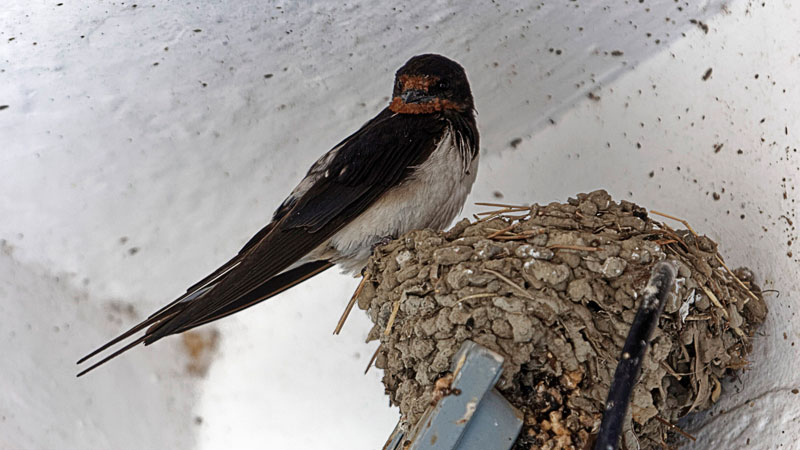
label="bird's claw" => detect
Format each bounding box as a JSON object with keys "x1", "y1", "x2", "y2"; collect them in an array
[{"x1": 371, "y1": 235, "x2": 395, "y2": 253}]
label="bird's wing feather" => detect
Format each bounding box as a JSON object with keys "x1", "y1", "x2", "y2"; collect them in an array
[
  {"x1": 144, "y1": 111, "x2": 447, "y2": 340},
  {"x1": 170, "y1": 260, "x2": 334, "y2": 334},
  {"x1": 78, "y1": 109, "x2": 447, "y2": 374}
]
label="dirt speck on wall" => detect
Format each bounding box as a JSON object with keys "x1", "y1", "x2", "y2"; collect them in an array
[
  {"x1": 181, "y1": 328, "x2": 220, "y2": 377},
  {"x1": 357, "y1": 190, "x2": 767, "y2": 449}
]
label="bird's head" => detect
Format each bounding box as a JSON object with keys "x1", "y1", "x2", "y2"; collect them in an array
[{"x1": 389, "y1": 54, "x2": 474, "y2": 115}]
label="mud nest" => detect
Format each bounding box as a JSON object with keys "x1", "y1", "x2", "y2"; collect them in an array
[{"x1": 356, "y1": 190, "x2": 767, "y2": 449}]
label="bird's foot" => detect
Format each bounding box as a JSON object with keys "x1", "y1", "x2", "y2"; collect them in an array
[{"x1": 371, "y1": 235, "x2": 395, "y2": 253}]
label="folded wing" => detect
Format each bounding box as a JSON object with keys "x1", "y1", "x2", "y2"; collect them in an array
[{"x1": 77, "y1": 110, "x2": 448, "y2": 376}]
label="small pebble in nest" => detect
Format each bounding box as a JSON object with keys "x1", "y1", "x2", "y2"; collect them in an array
[{"x1": 356, "y1": 190, "x2": 767, "y2": 449}]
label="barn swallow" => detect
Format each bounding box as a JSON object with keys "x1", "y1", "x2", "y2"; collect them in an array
[{"x1": 77, "y1": 54, "x2": 479, "y2": 376}]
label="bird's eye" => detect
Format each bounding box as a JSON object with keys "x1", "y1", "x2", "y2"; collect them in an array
[{"x1": 437, "y1": 79, "x2": 450, "y2": 90}]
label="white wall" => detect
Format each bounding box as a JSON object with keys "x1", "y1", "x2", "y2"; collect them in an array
[{"x1": 1, "y1": 0, "x2": 797, "y2": 448}]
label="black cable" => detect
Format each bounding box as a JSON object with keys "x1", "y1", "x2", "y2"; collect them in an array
[{"x1": 594, "y1": 261, "x2": 677, "y2": 450}]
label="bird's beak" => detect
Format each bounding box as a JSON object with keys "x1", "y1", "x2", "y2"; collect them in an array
[{"x1": 401, "y1": 89, "x2": 436, "y2": 104}]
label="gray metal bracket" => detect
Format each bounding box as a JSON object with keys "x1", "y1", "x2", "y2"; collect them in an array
[{"x1": 383, "y1": 340, "x2": 523, "y2": 450}]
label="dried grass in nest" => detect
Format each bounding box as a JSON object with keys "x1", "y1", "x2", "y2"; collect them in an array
[{"x1": 355, "y1": 190, "x2": 767, "y2": 449}]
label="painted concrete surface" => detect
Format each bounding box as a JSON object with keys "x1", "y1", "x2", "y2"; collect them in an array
[{"x1": 1, "y1": 0, "x2": 797, "y2": 448}]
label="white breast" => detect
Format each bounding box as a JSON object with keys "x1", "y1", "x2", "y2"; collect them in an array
[{"x1": 325, "y1": 128, "x2": 479, "y2": 273}]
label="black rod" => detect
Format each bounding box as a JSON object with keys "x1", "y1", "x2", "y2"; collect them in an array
[{"x1": 594, "y1": 261, "x2": 677, "y2": 450}]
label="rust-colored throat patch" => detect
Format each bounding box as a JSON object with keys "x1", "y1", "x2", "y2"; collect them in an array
[{"x1": 389, "y1": 74, "x2": 467, "y2": 114}]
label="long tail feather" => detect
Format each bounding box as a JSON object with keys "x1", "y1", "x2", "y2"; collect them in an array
[
  {"x1": 77, "y1": 335, "x2": 149, "y2": 377},
  {"x1": 76, "y1": 260, "x2": 331, "y2": 376},
  {"x1": 76, "y1": 314, "x2": 167, "y2": 365},
  {"x1": 169, "y1": 260, "x2": 332, "y2": 335}
]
